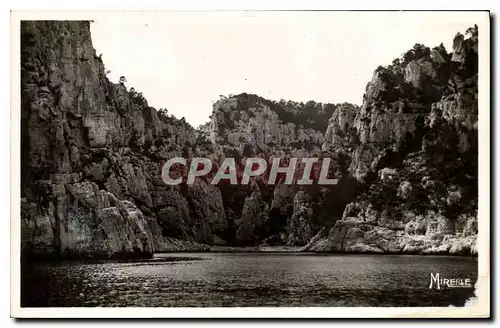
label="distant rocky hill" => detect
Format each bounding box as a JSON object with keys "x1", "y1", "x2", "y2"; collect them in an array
[
  {"x1": 207, "y1": 94, "x2": 360, "y2": 246},
  {"x1": 209, "y1": 94, "x2": 343, "y2": 154},
  {"x1": 20, "y1": 21, "x2": 478, "y2": 260}
]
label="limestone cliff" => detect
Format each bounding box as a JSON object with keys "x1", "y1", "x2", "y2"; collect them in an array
[
  {"x1": 303, "y1": 26, "x2": 478, "y2": 255},
  {"x1": 21, "y1": 21, "x2": 217, "y2": 259},
  {"x1": 208, "y1": 95, "x2": 360, "y2": 245},
  {"x1": 209, "y1": 94, "x2": 337, "y2": 155},
  {"x1": 20, "y1": 21, "x2": 479, "y2": 258}
]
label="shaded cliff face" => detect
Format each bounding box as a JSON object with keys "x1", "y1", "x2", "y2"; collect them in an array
[
  {"x1": 21, "y1": 21, "x2": 219, "y2": 259},
  {"x1": 304, "y1": 26, "x2": 478, "y2": 255}
]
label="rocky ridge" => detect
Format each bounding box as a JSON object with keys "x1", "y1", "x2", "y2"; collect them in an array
[{"x1": 303, "y1": 26, "x2": 478, "y2": 255}]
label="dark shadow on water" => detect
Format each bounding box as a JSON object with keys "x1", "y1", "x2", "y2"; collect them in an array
[{"x1": 22, "y1": 256, "x2": 207, "y2": 268}]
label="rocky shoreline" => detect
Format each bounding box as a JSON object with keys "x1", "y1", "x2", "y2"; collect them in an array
[{"x1": 20, "y1": 21, "x2": 478, "y2": 260}]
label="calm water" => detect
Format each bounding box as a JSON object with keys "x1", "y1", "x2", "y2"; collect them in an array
[{"x1": 21, "y1": 253, "x2": 477, "y2": 307}]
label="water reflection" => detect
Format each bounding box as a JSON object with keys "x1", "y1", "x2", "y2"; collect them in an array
[{"x1": 21, "y1": 253, "x2": 477, "y2": 307}]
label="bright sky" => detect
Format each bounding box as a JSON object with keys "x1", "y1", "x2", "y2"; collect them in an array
[{"x1": 90, "y1": 11, "x2": 479, "y2": 127}]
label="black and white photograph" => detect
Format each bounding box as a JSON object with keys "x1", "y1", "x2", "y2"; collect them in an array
[{"x1": 10, "y1": 9, "x2": 490, "y2": 318}]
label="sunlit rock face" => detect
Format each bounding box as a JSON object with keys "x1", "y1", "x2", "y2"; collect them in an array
[
  {"x1": 21, "y1": 21, "x2": 220, "y2": 259},
  {"x1": 304, "y1": 26, "x2": 478, "y2": 255}
]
